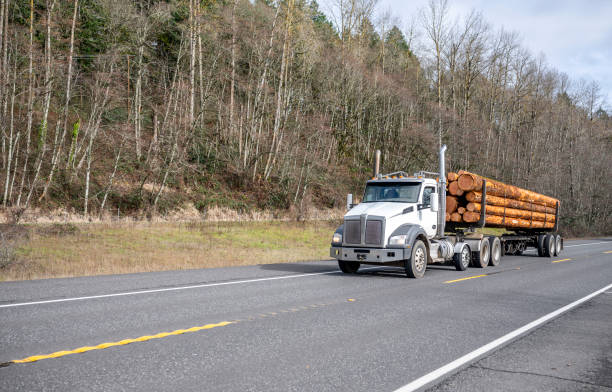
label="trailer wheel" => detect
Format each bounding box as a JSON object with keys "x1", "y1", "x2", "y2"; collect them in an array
[
  {"x1": 555, "y1": 235, "x2": 563, "y2": 256},
  {"x1": 405, "y1": 240, "x2": 427, "y2": 279},
  {"x1": 543, "y1": 234, "x2": 555, "y2": 257},
  {"x1": 453, "y1": 244, "x2": 471, "y2": 271},
  {"x1": 338, "y1": 260, "x2": 360, "y2": 274},
  {"x1": 472, "y1": 239, "x2": 490, "y2": 268},
  {"x1": 537, "y1": 234, "x2": 547, "y2": 257},
  {"x1": 488, "y1": 237, "x2": 501, "y2": 266}
]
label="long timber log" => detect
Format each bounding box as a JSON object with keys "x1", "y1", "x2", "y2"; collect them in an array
[
  {"x1": 466, "y1": 202, "x2": 556, "y2": 222},
  {"x1": 462, "y1": 212, "x2": 555, "y2": 229},
  {"x1": 465, "y1": 192, "x2": 556, "y2": 214},
  {"x1": 457, "y1": 171, "x2": 559, "y2": 208}
]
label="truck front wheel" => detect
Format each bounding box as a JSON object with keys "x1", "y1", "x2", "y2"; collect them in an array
[
  {"x1": 405, "y1": 240, "x2": 427, "y2": 279},
  {"x1": 338, "y1": 260, "x2": 360, "y2": 274}
]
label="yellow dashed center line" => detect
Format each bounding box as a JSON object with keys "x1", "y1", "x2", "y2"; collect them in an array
[
  {"x1": 603, "y1": 251, "x2": 612, "y2": 254},
  {"x1": 552, "y1": 258, "x2": 572, "y2": 263},
  {"x1": 9, "y1": 298, "x2": 356, "y2": 366},
  {"x1": 12, "y1": 321, "x2": 234, "y2": 364},
  {"x1": 444, "y1": 274, "x2": 487, "y2": 284}
]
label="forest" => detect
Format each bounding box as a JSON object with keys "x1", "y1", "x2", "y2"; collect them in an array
[{"x1": 0, "y1": 0, "x2": 610, "y2": 235}]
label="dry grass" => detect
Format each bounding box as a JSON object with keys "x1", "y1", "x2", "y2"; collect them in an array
[{"x1": 0, "y1": 221, "x2": 340, "y2": 281}]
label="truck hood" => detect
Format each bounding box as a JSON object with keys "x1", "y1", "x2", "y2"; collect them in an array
[{"x1": 345, "y1": 202, "x2": 415, "y2": 219}]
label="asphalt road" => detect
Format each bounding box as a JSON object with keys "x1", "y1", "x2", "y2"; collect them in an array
[{"x1": 1, "y1": 238, "x2": 611, "y2": 391}]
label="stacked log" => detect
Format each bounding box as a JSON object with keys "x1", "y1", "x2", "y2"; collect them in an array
[
  {"x1": 457, "y1": 171, "x2": 558, "y2": 208},
  {"x1": 466, "y1": 192, "x2": 556, "y2": 214},
  {"x1": 446, "y1": 196, "x2": 458, "y2": 214},
  {"x1": 444, "y1": 171, "x2": 559, "y2": 230},
  {"x1": 465, "y1": 202, "x2": 555, "y2": 222}
]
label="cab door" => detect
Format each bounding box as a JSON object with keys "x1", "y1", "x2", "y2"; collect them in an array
[{"x1": 420, "y1": 186, "x2": 437, "y2": 238}]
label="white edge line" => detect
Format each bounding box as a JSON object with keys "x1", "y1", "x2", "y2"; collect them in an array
[
  {"x1": 524, "y1": 241, "x2": 610, "y2": 251},
  {"x1": 393, "y1": 282, "x2": 612, "y2": 392},
  {"x1": 508, "y1": 241, "x2": 609, "y2": 253},
  {"x1": 564, "y1": 241, "x2": 610, "y2": 247},
  {"x1": 0, "y1": 267, "x2": 384, "y2": 309}
]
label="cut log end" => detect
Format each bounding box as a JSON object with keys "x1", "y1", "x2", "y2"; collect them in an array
[
  {"x1": 448, "y1": 181, "x2": 464, "y2": 196},
  {"x1": 450, "y1": 212, "x2": 462, "y2": 222},
  {"x1": 458, "y1": 173, "x2": 479, "y2": 192}
]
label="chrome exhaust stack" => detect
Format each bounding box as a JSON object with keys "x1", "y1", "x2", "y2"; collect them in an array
[
  {"x1": 437, "y1": 145, "x2": 447, "y2": 237},
  {"x1": 373, "y1": 150, "x2": 381, "y2": 178}
]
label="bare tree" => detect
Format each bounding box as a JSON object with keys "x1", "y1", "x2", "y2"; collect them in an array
[
  {"x1": 16, "y1": 0, "x2": 37, "y2": 207},
  {"x1": 25, "y1": 0, "x2": 56, "y2": 209},
  {"x1": 421, "y1": 0, "x2": 449, "y2": 147},
  {"x1": 39, "y1": 0, "x2": 79, "y2": 201}
]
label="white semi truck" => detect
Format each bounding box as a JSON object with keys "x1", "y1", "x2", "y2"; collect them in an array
[{"x1": 330, "y1": 146, "x2": 563, "y2": 278}]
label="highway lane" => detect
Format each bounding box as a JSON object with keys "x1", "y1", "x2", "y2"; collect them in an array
[{"x1": 1, "y1": 238, "x2": 611, "y2": 391}]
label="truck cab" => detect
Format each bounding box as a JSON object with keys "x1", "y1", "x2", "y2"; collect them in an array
[{"x1": 330, "y1": 172, "x2": 441, "y2": 277}]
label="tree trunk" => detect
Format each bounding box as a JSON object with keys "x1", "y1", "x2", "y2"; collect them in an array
[
  {"x1": 40, "y1": 0, "x2": 78, "y2": 202},
  {"x1": 189, "y1": 0, "x2": 195, "y2": 126},
  {"x1": 17, "y1": 0, "x2": 34, "y2": 207},
  {"x1": 228, "y1": 0, "x2": 237, "y2": 140},
  {"x1": 26, "y1": 0, "x2": 55, "y2": 209},
  {"x1": 100, "y1": 143, "x2": 122, "y2": 216},
  {"x1": 134, "y1": 38, "x2": 144, "y2": 160}
]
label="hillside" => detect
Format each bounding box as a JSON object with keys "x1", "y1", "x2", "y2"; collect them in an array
[{"x1": 0, "y1": 0, "x2": 610, "y2": 235}]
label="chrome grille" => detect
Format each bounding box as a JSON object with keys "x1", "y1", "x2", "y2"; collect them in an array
[
  {"x1": 344, "y1": 220, "x2": 361, "y2": 244},
  {"x1": 365, "y1": 220, "x2": 382, "y2": 245}
]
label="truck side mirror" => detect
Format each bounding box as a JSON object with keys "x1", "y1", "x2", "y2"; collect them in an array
[
  {"x1": 346, "y1": 194, "x2": 353, "y2": 210},
  {"x1": 431, "y1": 194, "x2": 439, "y2": 212}
]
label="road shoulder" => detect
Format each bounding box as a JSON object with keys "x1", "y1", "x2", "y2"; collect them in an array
[{"x1": 428, "y1": 289, "x2": 612, "y2": 391}]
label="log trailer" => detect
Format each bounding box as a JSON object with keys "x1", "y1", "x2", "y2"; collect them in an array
[{"x1": 329, "y1": 146, "x2": 563, "y2": 278}]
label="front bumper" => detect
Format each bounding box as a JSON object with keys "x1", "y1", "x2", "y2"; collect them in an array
[{"x1": 330, "y1": 246, "x2": 409, "y2": 263}]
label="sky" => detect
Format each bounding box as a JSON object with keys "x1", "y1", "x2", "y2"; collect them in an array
[{"x1": 322, "y1": 0, "x2": 612, "y2": 110}]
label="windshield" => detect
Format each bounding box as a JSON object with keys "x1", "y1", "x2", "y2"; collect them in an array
[{"x1": 363, "y1": 182, "x2": 421, "y2": 203}]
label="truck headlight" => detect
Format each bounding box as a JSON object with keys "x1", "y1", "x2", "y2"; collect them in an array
[
  {"x1": 388, "y1": 234, "x2": 408, "y2": 246},
  {"x1": 332, "y1": 233, "x2": 343, "y2": 244}
]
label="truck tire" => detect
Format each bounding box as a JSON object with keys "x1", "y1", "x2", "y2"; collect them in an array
[
  {"x1": 555, "y1": 234, "x2": 563, "y2": 256},
  {"x1": 453, "y1": 244, "x2": 471, "y2": 271},
  {"x1": 472, "y1": 239, "x2": 490, "y2": 268},
  {"x1": 543, "y1": 234, "x2": 555, "y2": 257},
  {"x1": 338, "y1": 260, "x2": 360, "y2": 274},
  {"x1": 488, "y1": 237, "x2": 501, "y2": 266},
  {"x1": 405, "y1": 240, "x2": 427, "y2": 279},
  {"x1": 537, "y1": 234, "x2": 547, "y2": 257}
]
